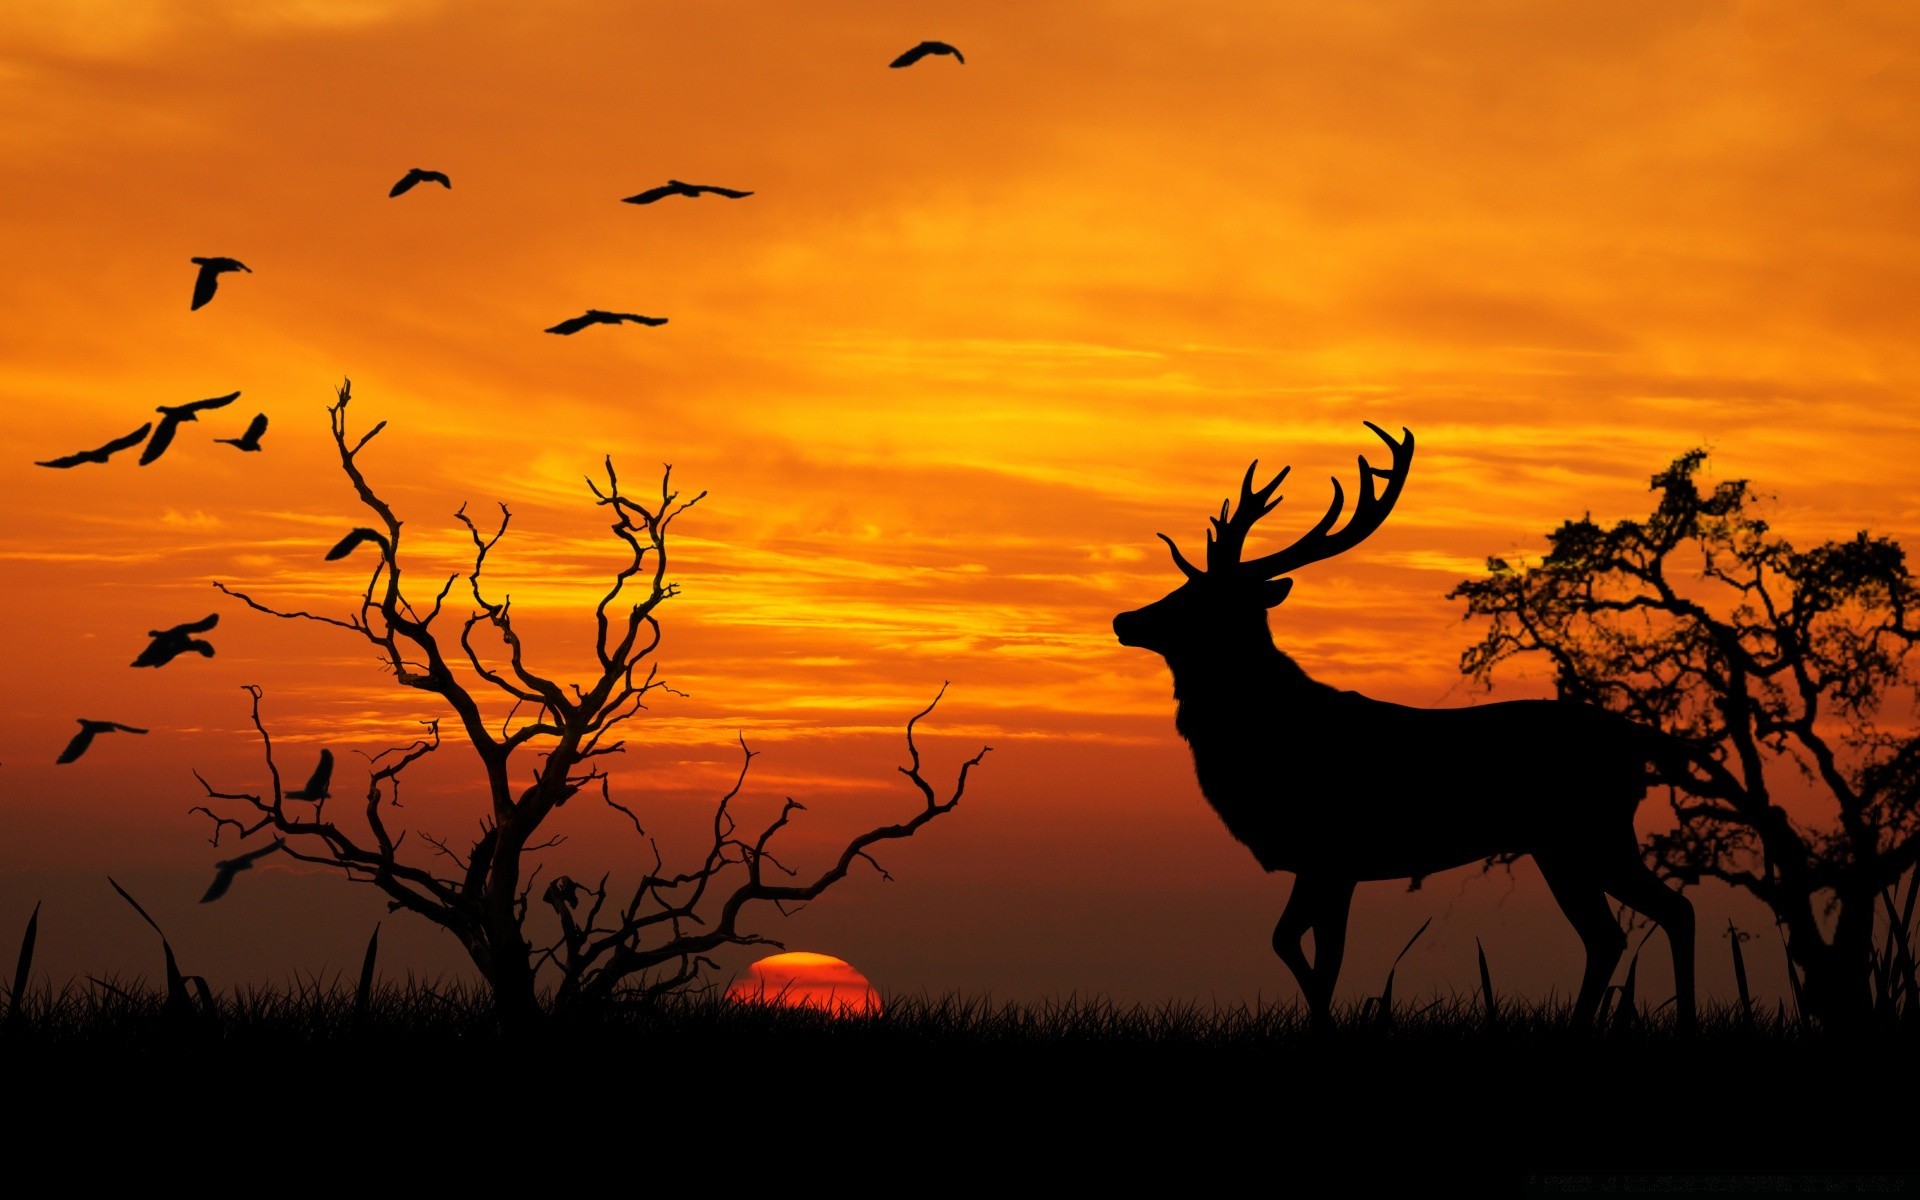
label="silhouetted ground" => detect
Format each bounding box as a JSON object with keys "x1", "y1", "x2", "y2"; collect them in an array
[{"x1": 4, "y1": 987, "x2": 1915, "y2": 1193}]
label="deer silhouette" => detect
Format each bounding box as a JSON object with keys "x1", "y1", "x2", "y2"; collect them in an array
[{"x1": 1112, "y1": 423, "x2": 1696, "y2": 1030}]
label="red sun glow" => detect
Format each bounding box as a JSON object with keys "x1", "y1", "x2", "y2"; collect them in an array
[{"x1": 727, "y1": 952, "x2": 883, "y2": 1017}]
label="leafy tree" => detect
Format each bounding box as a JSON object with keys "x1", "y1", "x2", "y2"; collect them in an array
[
  {"x1": 1451, "y1": 449, "x2": 1920, "y2": 1027},
  {"x1": 199, "y1": 380, "x2": 988, "y2": 1030}
]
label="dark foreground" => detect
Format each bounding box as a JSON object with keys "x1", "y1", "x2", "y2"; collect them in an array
[{"x1": 5, "y1": 988, "x2": 1916, "y2": 1194}]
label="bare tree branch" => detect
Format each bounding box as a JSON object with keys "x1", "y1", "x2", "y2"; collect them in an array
[{"x1": 192, "y1": 382, "x2": 983, "y2": 1030}]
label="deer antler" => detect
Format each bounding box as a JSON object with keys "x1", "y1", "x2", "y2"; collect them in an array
[
  {"x1": 1156, "y1": 532, "x2": 1204, "y2": 581},
  {"x1": 1156, "y1": 424, "x2": 1412, "y2": 581},
  {"x1": 1156, "y1": 462, "x2": 1290, "y2": 579},
  {"x1": 1205, "y1": 460, "x2": 1290, "y2": 572},
  {"x1": 1238, "y1": 422, "x2": 1414, "y2": 581}
]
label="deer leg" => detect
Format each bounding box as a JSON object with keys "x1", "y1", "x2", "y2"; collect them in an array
[
  {"x1": 1305, "y1": 878, "x2": 1356, "y2": 1022},
  {"x1": 1537, "y1": 854, "x2": 1627, "y2": 1029},
  {"x1": 1272, "y1": 879, "x2": 1318, "y2": 1019},
  {"x1": 1604, "y1": 857, "x2": 1697, "y2": 1033},
  {"x1": 1272, "y1": 875, "x2": 1355, "y2": 1029}
]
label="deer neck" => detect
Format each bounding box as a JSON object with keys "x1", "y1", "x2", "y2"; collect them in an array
[
  {"x1": 1167, "y1": 640, "x2": 1330, "y2": 743},
  {"x1": 1162, "y1": 640, "x2": 1337, "y2": 871}
]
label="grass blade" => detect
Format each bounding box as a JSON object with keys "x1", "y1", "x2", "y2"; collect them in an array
[
  {"x1": 8, "y1": 901, "x2": 39, "y2": 1030},
  {"x1": 354, "y1": 922, "x2": 380, "y2": 1025},
  {"x1": 1780, "y1": 925, "x2": 1808, "y2": 1027},
  {"x1": 1475, "y1": 938, "x2": 1499, "y2": 1028},
  {"x1": 187, "y1": 975, "x2": 218, "y2": 1022},
  {"x1": 1393, "y1": 917, "x2": 1435, "y2": 968},
  {"x1": 1371, "y1": 916, "x2": 1433, "y2": 1028},
  {"x1": 1879, "y1": 874, "x2": 1919, "y2": 1024},
  {"x1": 109, "y1": 876, "x2": 195, "y2": 1025},
  {"x1": 1612, "y1": 953, "x2": 1639, "y2": 1032},
  {"x1": 1728, "y1": 920, "x2": 1754, "y2": 1028},
  {"x1": 159, "y1": 940, "x2": 193, "y2": 1022},
  {"x1": 106, "y1": 876, "x2": 164, "y2": 938}
]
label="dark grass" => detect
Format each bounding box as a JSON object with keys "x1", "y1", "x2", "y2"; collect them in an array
[
  {"x1": 7, "y1": 972, "x2": 1899, "y2": 1048},
  {"x1": 0, "y1": 973, "x2": 1853, "y2": 1048},
  {"x1": 5, "y1": 980, "x2": 1915, "y2": 1190}
]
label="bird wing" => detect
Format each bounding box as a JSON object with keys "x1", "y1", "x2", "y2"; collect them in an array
[
  {"x1": 56, "y1": 725, "x2": 95, "y2": 764},
  {"x1": 137, "y1": 416, "x2": 180, "y2": 465},
  {"x1": 200, "y1": 838, "x2": 285, "y2": 903},
  {"x1": 190, "y1": 263, "x2": 219, "y2": 310},
  {"x1": 325, "y1": 527, "x2": 390, "y2": 560},
  {"x1": 425, "y1": 171, "x2": 450, "y2": 187},
  {"x1": 890, "y1": 44, "x2": 930, "y2": 67},
  {"x1": 241, "y1": 413, "x2": 268, "y2": 442},
  {"x1": 701, "y1": 185, "x2": 753, "y2": 199},
  {"x1": 307, "y1": 748, "x2": 335, "y2": 794},
  {"x1": 545, "y1": 314, "x2": 595, "y2": 334},
  {"x1": 57, "y1": 720, "x2": 148, "y2": 762},
  {"x1": 288, "y1": 748, "x2": 334, "y2": 799},
  {"x1": 389, "y1": 172, "x2": 418, "y2": 197},
  {"x1": 621, "y1": 186, "x2": 673, "y2": 204},
  {"x1": 199, "y1": 869, "x2": 235, "y2": 903},
  {"x1": 631, "y1": 314, "x2": 669, "y2": 326},
  {"x1": 185, "y1": 390, "x2": 241, "y2": 415},
  {"x1": 103, "y1": 423, "x2": 155, "y2": 456},
  {"x1": 45, "y1": 422, "x2": 152, "y2": 464},
  {"x1": 170, "y1": 612, "x2": 221, "y2": 635},
  {"x1": 234, "y1": 838, "x2": 285, "y2": 868}
]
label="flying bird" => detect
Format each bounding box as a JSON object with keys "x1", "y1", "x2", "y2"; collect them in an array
[
  {"x1": 890, "y1": 40, "x2": 964, "y2": 68},
  {"x1": 545, "y1": 310, "x2": 669, "y2": 335},
  {"x1": 200, "y1": 838, "x2": 286, "y2": 903},
  {"x1": 214, "y1": 413, "x2": 268, "y2": 452},
  {"x1": 620, "y1": 180, "x2": 753, "y2": 205},
  {"x1": 140, "y1": 390, "x2": 240, "y2": 465},
  {"x1": 36, "y1": 423, "x2": 152, "y2": 469},
  {"x1": 389, "y1": 167, "x2": 451, "y2": 197},
  {"x1": 285, "y1": 748, "x2": 334, "y2": 802},
  {"x1": 132, "y1": 613, "x2": 218, "y2": 668},
  {"x1": 189, "y1": 256, "x2": 250, "y2": 310},
  {"x1": 56, "y1": 719, "x2": 149, "y2": 764},
  {"x1": 324, "y1": 527, "x2": 391, "y2": 561}
]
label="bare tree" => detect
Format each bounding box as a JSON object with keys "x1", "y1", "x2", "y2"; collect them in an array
[
  {"x1": 200, "y1": 379, "x2": 988, "y2": 1030},
  {"x1": 1451, "y1": 449, "x2": 1920, "y2": 1028}
]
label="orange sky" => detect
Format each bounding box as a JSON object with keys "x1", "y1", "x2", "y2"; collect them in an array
[{"x1": 3, "y1": 1, "x2": 1917, "y2": 1011}]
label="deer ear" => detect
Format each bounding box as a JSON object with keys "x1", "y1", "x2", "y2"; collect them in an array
[{"x1": 1261, "y1": 578, "x2": 1295, "y2": 609}]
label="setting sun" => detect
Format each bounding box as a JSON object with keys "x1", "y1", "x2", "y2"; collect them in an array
[{"x1": 727, "y1": 952, "x2": 883, "y2": 1017}]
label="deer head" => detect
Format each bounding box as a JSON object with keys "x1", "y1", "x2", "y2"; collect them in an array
[{"x1": 1112, "y1": 422, "x2": 1415, "y2": 661}]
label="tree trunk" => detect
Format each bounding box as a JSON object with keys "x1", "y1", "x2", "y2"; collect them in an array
[
  {"x1": 487, "y1": 950, "x2": 541, "y2": 1034},
  {"x1": 480, "y1": 892, "x2": 539, "y2": 1033},
  {"x1": 1787, "y1": 898, "x2": 1876, "y2": 1030},
  {"x1": 454, "y1": 905, "x2": 541, "y2": 1034}
]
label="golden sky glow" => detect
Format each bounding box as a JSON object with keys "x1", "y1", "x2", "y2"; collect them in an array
[{"x1": 3, "y1": 1, "x2": 1917, "y2": 1008}]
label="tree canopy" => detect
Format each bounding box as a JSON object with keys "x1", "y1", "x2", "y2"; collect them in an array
[{"x1": 1452, "y1": 449, "x2": 1920, "y2": 1025}]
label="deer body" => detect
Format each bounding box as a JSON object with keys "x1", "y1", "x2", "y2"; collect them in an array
[
  {"x1": 1168, "y1": 656, "x2": 1658, "y2": 878},
  {"x1": 1115, "y1": 424, "x2": 1696, "y2": 1029}
]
